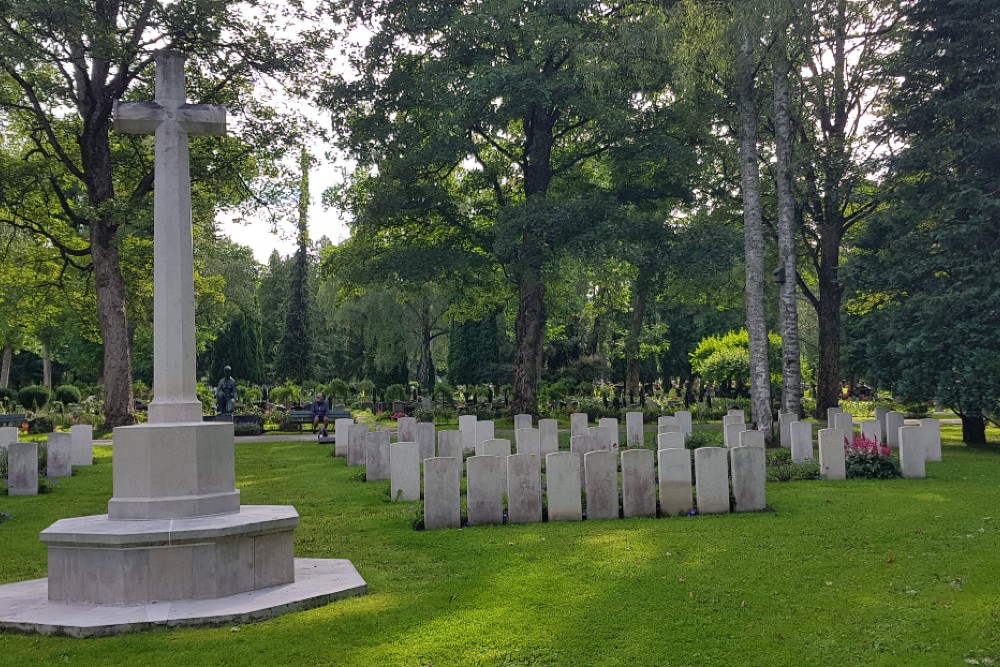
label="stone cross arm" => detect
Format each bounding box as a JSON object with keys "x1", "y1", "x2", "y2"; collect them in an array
[{"x1": 114, "y1": 100, "x2": 227, "y2": 136}]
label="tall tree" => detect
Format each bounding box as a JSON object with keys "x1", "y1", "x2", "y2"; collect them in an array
[
  {"x1": 0, "y1": 0, "x2": 332, "y2": 425},
  {"x1": 276, "y1": 148, "x2": 314, "y2": 382},
  {"x1": 324, "y1": 0, "x2": 687, "y2": 415},
  {"x1": 847, "y1": 0, "x2": 1000, "y2": 444}
]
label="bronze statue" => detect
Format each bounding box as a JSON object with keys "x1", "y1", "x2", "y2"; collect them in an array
[{"x1": 215, "y1": 366, "x2": 237, "y2": 414}]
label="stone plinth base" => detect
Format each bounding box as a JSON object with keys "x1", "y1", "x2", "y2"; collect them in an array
[
  {"x1": 109, "y1": 421, "x2": 240, "y2": 519},
  {"x1": 0, "y1": 558, "x2": 366, "y2": 637},
  {"x1": 40, "y1": 506, "x2": 298, "y2": 604}
]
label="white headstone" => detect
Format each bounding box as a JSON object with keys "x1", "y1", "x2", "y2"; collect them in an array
[
  {"x1": 515, "y1": 428, "x2": 540, "y2": 456},
  {"x1": 506, "y1": 454, "x2": 542, "y2": 524},
  {"x1": 790, "y1": 421, "x2": 813, "y2": 462},
  {"x1": 598, "y1": 417, "x2": 619, "y2": 451},
  {"x1": 818, "y1": 428, "x2": 846, "y2": 480},
  {"x1": 826, "y1": 406, "x2": 842, "y2": 427},
  {"x1": 621, "y1": 449, "x2": 655, "y2": 518},
  {"x1": 46, "y1": 433, "x2": 73, "y2": 478},
  {"x1": 569, "y1": 412, "x2": 589, "y2": 438},
  {"x1": 779, "y1": 411, "x2": 796, "y2": 448},
  {"x1": 514, "y1": 413, "x2": 533, "y2": 431},
  {"x1": 583, "y1": 450, "x2": 618, "y2": 520},
  {"x1": 69, "y1": 424, "x2": 93, "y2": 466},
  {"x1": 458, "y1": 414, "x2": 477, "y2": 453},
  {"x1": 731, "y1": 445, "x2": 766, "y2": 512},
  {"x1": 885, "y1": 411, "x2": 904, "y2": 449},
  {"x1": 347, "y1": 424, "x2": 369, "y2": 467},
  {"x1": 589, "y1": 425, "x2": 614, "y2": 451},
  {"x1": 538, "y1": 419, "x2": 559, "y2": 456},
  {"x1": 860, "y1": 419, "x2": 880, "y2": 443},
  {"x1": 475, "y1": 420, "x2": 495, "y2": 452},
  {"x1": 571, "y1": 434, "x2": 602, "y2": 485},
  {"x1": 437, "y1": 429, "x2": 463, "y2": 460},
  {"x1": 724, "y1": 422, "x2": 745, "y2": 449},
  {"x1": 0, "y1": 426, "x2": 17, "y2": 452},
  {"x1": 899, "y1": 426, "x2": 926, "y2": 478},
  {"x1": 423, "y1": 457, "x2": 461, "y2": 529},
  {"x1": 7, "y1": 441, "x2": 38, "y2": 496},
  {"x1": 625, "y1": 411, "x2": 644, "y2": 447},
  {"x1": 727, "y1": 409, "x2": 745, "y2": 421},
  {"x1": 694, "y1": 447, "x2": 729, "y2": 514},
  {"x1": 466, "y1": 455, "x2": 504, "y2": 525},
  {"x1": 675, "y1": 410, "x2": 693, "y2": 436},
  {"x1": 415, "y1": 422, "x2": 436, "y2": 462},
  {"x1": 874, "y1": 406, "x2": 889, "y2": 443},
  {"x1": 365, "y1": 431, "x2": 391, "y2": 481},
  {"x1": 389, "y1": 441, "x2": 421, "y2": 501},
  {"x1": 657, "y1": 431, "x2": 685, "y2": 450},
  {"x1": 334, "y1": 417, "x2": 354, "y2": 458},
  {"x1": 833, "y1": 412, "x2": 854, "y2": 439},
  {"x1": 658, "y1": 447, "x2": 693, "y2": 516},
  {"x1": 739, "y1": 430, "x2": 765, "y2": 448},
  {"x1": 480, "y1": 438, "x2": 511, "y2": 459},
  {"x1": 919, "y1": 418, "x2": 942, "y2": 462},
  {"x1": 545, "y1": 452, "x2": 582, "y2": 521},
  {"x1": 396, "y1": 416, "x2": 417, "y2": 444},
  {"x1": 658, "y1": 415, "x2": 680, "y2": 431}
]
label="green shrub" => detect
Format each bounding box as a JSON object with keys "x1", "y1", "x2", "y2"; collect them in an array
[
  {"x1": 17, "y1": 385, "x2": 51, "y2": 411},
  {"x1": 327, "y1": 379, "x2": 350, "y2": 402},
  {"x1": 433, "y1": 382, "x2": 454, "y2": 403},
  {"x1": 901, "y1": 402, "x2": 930, "y2": 419},
  {"x1": 685, "y1": 429, "x2": 724, "y2": 449},
  {"x1": 766, "y1": 449, "x2": 821, "y2": 482},
  {"x1": 234, "y1": 422, "x2": 264, "y2": 436},
  {"x1": 0, "y1": 387, "x2": 14, "y2": 409},
  {"x1": 54, "y1": 385, "x2": 82, "y2": 405},
  {"x1": 27, "y1": 416, "x2": 54, "y2": 434},
  {"x1": 384, "y1": 384, "x2": 408, "y2": 402}
]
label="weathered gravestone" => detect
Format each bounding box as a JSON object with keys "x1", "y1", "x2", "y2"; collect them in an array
[
  {"x1": 466, "y1": 455, "x2": 504, "y2": 526},
  {"x1": 625, "y1": 411, "x2": 644, "y2": 447},
  {"x1": 515, "y1": 428, "x2": 540, "y2": 456},
  {"x1": 658, "y1": 447, "x2": 693, "y2": 516},
  {"x1": 898, "y1": 426, "x2": 926, "y2": 478},
  {"x1": 790, "y1": 421, "x2": 813, "y2": 462},
  {"x1": 919, "y1": 418, "x2": 942, "y2": 462},
  {"x1": 570, "y1": 412, "x2": 589, "y2": 439},
  {"x1": 437, "y1": 430, "x2": 463, "y2": 460},
  {"x1": 826, "y1": 406, "x2": 842, "y2": 427},
  {"x1": 514, "y1": 413, "x2": 533, "y2": 431},
  {"x1": 334, "y1": 417, "x2": 354, "y2": 458},
  {"x1": 779, "y1": 412, "x2": 796, "y2": 448},
  {"x1": 348, "y1": 424, "x2": 369, "y2": 467},
  {"x1": 69, "y1": 424, "x2": 93, "y2": 467},
  {"x1": 860, "y1": 419, "x2": 880, "y2": 443},
  {"x1": 0, "y1": 426, "x2": 17, "y2": 452},
  {"x1": 415, "y1": 422, "x2": 436, "y2": 462},
  {"x1": 46, "y1": 433, "x2": 73, "y2": 478},
  {"x1": 694, "y1": 447, "x2": 729, "y2": 514},
  {"x1": 458, "y1": 414, "x2": 477, "y2": 453},
  {"x1": 7, "y1": 442, "x2": 38, "y2": 496},
  {"x1": 833, "y1": 412, "x2": 855, "y2": 439},
  {"x1": 731, "y1": 445, "x2": 766, "y2": 512},
  {"x1": 724, "y1": 421, "x2": 745, "y2": 449},
  {"x1": 885, "y1": 411, "x2": 905, "y2": 449},
  {"x1": 589, "y1": 426, "x2": 614, "y2": 451},
  {"x1": 481, "y1": 438, "x2": 512, "y2": 459},
  {"x1": 874, "y1": 406, "x2": 889, "y2": 443},
  {"x1": 390, "y1": 442, "x2": 421, "y2": 501},
  {"x1": 365, "y1": 431, "x2": 391, "y2": 481},
  {"x1": 675, "y1": 410, "x2": 693, "y2": 437},
  {"x1": 396, "y1": 416, "x2": 416, "y2": 444},
  {"x1": 657, "y1": 431, "x2": 685, "y2": 450},
  {"x1": 506, "y1": 454, "x2": 542, "y2": 524},
  {"x1": 571, "y1": 434, "x2": 602, "y2": 485},
  {"x1": 475, "y1": 420, "x2": 495, "y2": 452},
  {"x1": 598, "y1": 417, "x2": 619, "y2": 450},
  {"x1": 423, "y1": 457, "x2": 461, "y2": 529},
  {"x1": 545, "y1": 452, "x2": 582, "y2": 521},
  {"x1": 583, "y1": 450, "x2": 618, "y2": 520},
  {"x1": 539, "y1": 418, "x2": 559, "y2": 456},
  {"x1": 818, "y1": 428, "x2": 846, "y2": 480},
  {"x1": 739, "y1": 430, "x2": 765, "y2": 448},
  {"x1": 621, "y1": 449, "x2": 655, "y2": 518}
]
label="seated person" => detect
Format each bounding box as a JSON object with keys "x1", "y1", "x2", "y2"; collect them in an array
[{"x1": 312, "y1": 393, "x2": 330, "y2": 434}]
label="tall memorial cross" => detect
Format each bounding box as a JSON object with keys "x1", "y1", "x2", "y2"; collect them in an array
[{"x1": 115, "y1": 50, "x2": 226, "y2": 424}]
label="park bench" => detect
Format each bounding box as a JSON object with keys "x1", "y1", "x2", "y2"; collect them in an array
[
  {"x1": 284, "y1": 405, "x2": 351, "y2": 430},
  {"x1": 0, "y1": 413, "x2": 25, "y2": 427}
]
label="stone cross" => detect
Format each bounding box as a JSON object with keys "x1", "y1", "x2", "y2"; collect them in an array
[{"x1": 115, "y1": 51, "x2": 226, "y2": 424}]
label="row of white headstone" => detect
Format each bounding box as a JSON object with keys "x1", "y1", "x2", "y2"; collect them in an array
[
  {"x1": 0, "y1": 425, "x2": 94, "y2": 495},
  {"x1": 328, "y1": 417, "x2": 761, "y2": 529}
]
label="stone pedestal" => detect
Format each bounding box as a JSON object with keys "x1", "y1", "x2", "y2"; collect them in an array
[{"x1": 108, "y1": 422, "x2": 239, "y2": 520}]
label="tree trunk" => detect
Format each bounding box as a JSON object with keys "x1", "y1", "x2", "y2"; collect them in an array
[
  {"x1": 815, "y1": 223, "x2": 844, "y2": 415},
  {"x1": 625, "y1": 279, "x2": 647, "y2": 395},
  {"x1": 511, "y1": 276, "x2": 545, "y2": 416},
  {"x1": 736, "y1": 28, "x2": 775, "y2": 438},
  {"x1": 772, "y1": 33, "x2": 802, "y2": 418},
  {"x1": 417, "y1": 328, "x2": 435, "y2": 393},
  {"x1": 961, "y1": 414, "x2": 986, "y2": 445},
  {"x1": 91, "y1": 218, "x2": 135, "y2": 428},
  {"x1": 42, "y1": 343, "x2": 52, "y2": 389},
  {"x1": 1, "y1": 343, "x2": 10, "y2": 389}
]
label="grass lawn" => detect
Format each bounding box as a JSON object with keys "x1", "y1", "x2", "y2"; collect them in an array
[{"x1": 2, "y1": 427, "x2": 999, "y2": 666}]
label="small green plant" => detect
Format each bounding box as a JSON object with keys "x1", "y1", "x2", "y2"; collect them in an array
[
  {"x1": 901, "y1": 402, "x2": 931, "y2": 419},
  {"x1": 407, "y1": 502, "x2": 425, "y2": 530},
  {"x1": 233, "y1": 422, "x2": 263, "y2": 436},
  {"x1": 54, "y1": 384, "x2": 82, "y2": 405},
  {"x1": 767, "y1": 449, "x2": 821, "y2": 482},
  {"x1": 27, "y1": 416, "x2": 54, "y2": 434},
  {"x1": 685, "y1": 429, "x2": 724, "y2": 449}
]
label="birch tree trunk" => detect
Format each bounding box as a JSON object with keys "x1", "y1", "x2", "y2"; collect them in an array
[
  {"x1": 0, "y1": 344, "x2": 10, "y2": 389},
  {"x1": 772, "y1": 31, "x2": 803, "y2": 417},
  {"x1": 736, "y1": 27, "x2": 775, "y2": 437}
]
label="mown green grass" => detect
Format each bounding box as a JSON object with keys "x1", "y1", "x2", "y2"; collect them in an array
[{"x1": 2, "y1": 427, "x2": 999, "y2": 666}]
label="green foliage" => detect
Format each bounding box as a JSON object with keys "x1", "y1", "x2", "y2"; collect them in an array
[
  {"x1": 432, "y1": 383, "x2": 454, "y2": 403},
  {"x1": 53, "y1": 385, "x2": 81, "y2": 406},
  {"x1": 844, "y1": 435, "x2": 902, "y2": 480},
  {"x1": 354, "y1": 380, "x2": 375, "y2": 399},
  {"x1": 383, "y1": 384, "x2": 408, "y2": 402},
  {"x1": 766, "y1": 449, "x2": 821, "y2": 482},
  {"x1": 684, "y1": 429, "x2": 724, "y2": 449},
  {"x1": 196, "y1": 383, "x2": 215, "y2": 414},
  {"x1": 0, "y1": 387, "x2": 15, "y2": 409},
  {"x1": 327, "y1": 379, "x2": 350, "y2": 403},
  {"x1": 16, "y1": 385, "x2": 50, "y2": 411},
  {"x1": 690, "y1": 330, "x2": 783, "y2": 389},
  {"x1": 901, "y1": 402, "x2": 931, "y2": 420},
  {"x1": 448, "y1": 316, "x2": 501, "y2": 386},
  {"x1": 233, "y1": 422, "x2": 264, "y2": 437}
]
